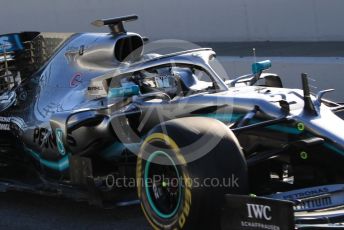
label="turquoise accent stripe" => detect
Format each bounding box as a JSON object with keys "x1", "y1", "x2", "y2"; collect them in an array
[
  {"x1": 323, "y1": 143, "x2": 344, "y2": 156},
  {"x1": 25, "y1": 148, "x2": 69, "y2": 171},
  {"x1": 108, "y1": 85, "x2": 140, "y2": 98},
  {"x1": 196, "y1": 113, "x2": 301, "y2": 135},
  {"x1": 265, "y1": 125, "x2": 302, "y2": 135},
  {"x1": 195, "y1": 113, "x2": 242, "y2": 123},
  {"x1": 249, "y1": 118, "x2": 302, "y2": 135},
  {"x1": 100, "y1": 142, "x2": 125, "y2": 160}
]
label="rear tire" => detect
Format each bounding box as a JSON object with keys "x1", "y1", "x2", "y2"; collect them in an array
[{"x1": 136, "y1": 117, "x2": 248, "y2": 230}]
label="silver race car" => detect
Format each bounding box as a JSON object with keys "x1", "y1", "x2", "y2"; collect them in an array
[{"x1": 0, "y1": 15, "x2": 343, "y2": 230}]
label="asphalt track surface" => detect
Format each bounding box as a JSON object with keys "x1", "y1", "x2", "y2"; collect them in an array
[{"x1": 0, "y1": 191, "x2": 150, "y2": 230}]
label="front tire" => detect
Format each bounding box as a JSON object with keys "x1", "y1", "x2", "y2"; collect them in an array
[{"x1": 136, "y1": 117, "x2": 248, "y2": 230}]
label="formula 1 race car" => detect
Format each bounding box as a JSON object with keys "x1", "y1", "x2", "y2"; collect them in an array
[{"x1": 1, "y1": 15, "x2": 344, "y2": 230}]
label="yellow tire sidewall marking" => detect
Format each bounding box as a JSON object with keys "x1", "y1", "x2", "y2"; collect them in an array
[{"x1": 137, "y1": 132, "x2": 192, "y2": 230}]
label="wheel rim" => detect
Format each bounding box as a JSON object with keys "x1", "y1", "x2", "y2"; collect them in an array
[{"x1": 144, "y1": 151, "x2": 182, "y2": 219}]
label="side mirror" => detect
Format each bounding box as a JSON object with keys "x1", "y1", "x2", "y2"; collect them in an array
[
  {"x1": 252, "y1": 60, "x2": 271, "y2": 75},
  {"x1": 108, "y1": 85, "x2": 140, "y2": 98}
]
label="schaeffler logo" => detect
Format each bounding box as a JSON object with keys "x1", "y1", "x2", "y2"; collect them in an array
[{"x1": 247, "y1": 204, "x2": 272, "y2": 221}]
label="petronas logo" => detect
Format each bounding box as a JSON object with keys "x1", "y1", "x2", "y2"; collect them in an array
[{"x1": 56, "y1": 128, "x2": 66, "y2": 156}]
